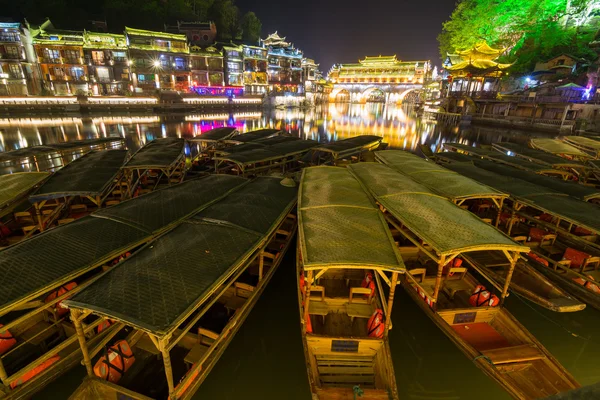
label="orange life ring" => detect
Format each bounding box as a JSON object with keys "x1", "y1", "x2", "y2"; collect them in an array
[
  {"x1": 45, "y1": 282, "x2": 78, "y2": 317},
  {"x1": 0, "y1": 324, "x2": 16, "y2": 356},
  {"x1": 93, "y1": 340, "x2": 135, "y2": 383},
  {"x1": 367, "y1": 309, "x2": 385, "y2": 338},
  {"x1": 10, "y1": 355, "x2": 60, "y2": 389}
]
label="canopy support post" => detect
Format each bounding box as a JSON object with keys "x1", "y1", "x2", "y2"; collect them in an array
[
  {"x1": 71, "y1": 309, "x2": 94, "y2": 377},
  {"x1": 432, "y1": 255, "x2": 447, "y2": 309},
  {"x1": 501, "y1": 251, "x2": 519, "y2": 304},
  {"x1": 160, "y1": 339, "x2": 176, "y2": 398},
  {"x1": 303, "y1": 270, "x2": 313, "y2": 334},
  {"x1": 258, "y1": 251, "x2": 264, "y2": 281},
  {"x1": 384, "y1": 272, "x2": 398, "y2": 335},
  {"x1": 495, "y1": 198, "x2": 504, "y2": 228}
]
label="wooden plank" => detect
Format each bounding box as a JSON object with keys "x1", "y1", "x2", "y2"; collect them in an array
[
  {"x1": 320, "y1": 375, "x2": 375, "y2": 383},
  {"x1": 318, "y1": 366, "x2": 374, "y2": 375},
  {"x1": 482, "y1": 344, "x2": 545, "y2": 365}
]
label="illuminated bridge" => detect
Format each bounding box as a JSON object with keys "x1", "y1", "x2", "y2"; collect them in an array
[{"x1": 328, "y1": 55, "x2": 430, "y2": 104}]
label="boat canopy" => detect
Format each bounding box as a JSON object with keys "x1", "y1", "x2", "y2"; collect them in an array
[
  {"x1": 0, "y1": 172, "x2": 50, "y2": 212},
  {"x1": 226, "y1": 129, "x2": 283, "y2": 144},
  {"x1": 375, "y1": 150, "x2": 507, "y2": 204},
  {"x1": 531, "y1": 138, "x2": 590, "y2": 158},
  {"x1": 64, "y1": 177, "x2": 297, "y2": 337},
  {"x1": 216, "y1": 136, "x2": 299, "y2": 156},
  {"x1": 214, "y1": 139, "x2": 318, "y2": 168},
  {"x1": 299, "y1": 166, "x2": 405, "y2": 273},
  {"x1": 187, "y1": 127, "x2": 238, "y2": 143},
  {"x1": 433, "y1": 151, "x2": 474, "y2": 163},
  {"x1": 493, "y1": 142, "x2": 585, "y2": 168},
  {"x1": 471, "y1": 159, "x2": 600, "y2": 202},
  {"x1": 0, "y1": 175, "x2": 248, "y2": 315},
  {"x1": 563, "y1": 136, "x2": 600, "y2": 152},
  {"x1": 123, "y1": 137, "x2": 185, "y2": 169},
  {"x1": 29, "y1": 150, "x2": 128, "y2": 202},
  {"x1": 442, "y1": 142, "x2": 493, "y2": 157},
  {"x1": 348, "y1": 163, "x2": 528, "y2": 257},
  {"x1": 0, "y1": 138, "x2": 124, "y2": 163},
  {"x1": 311, "y1": 135, "x2": 382, "y2": 157},
  {"x1": 446, "y1": 163, "x2": 600, "y2": 234}
]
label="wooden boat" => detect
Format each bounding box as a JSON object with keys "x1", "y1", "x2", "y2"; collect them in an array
[
  {"x1": 530, "y1": 138, "x2": 593, "y2": 162},
  {"x1": 1, "y1": 150, "x2": 128, "y2": 245},
  {"x1": 0, "y1": 176, "x2": 249, "y2": 400},
  {"x1": 374, "y1": 150, "x2": 584, "y2": 312},
  {"x1": 0, "y1": 138, "x2": 125, "y2": 174},
  {"x1": 188, "y1": 127, "x2": 239, "y2": 173},
  {"x1": 310, "y1": 135, "x2": 385, "y2": 165},
  {"x1": 562, "y1": 136, "x2": 600, "y2": 159},
  {"x1": 66, "y1": 176, "x2": 297, "y2": 400},
  {"x1": 122, "y1": 138, "x2": 187, "y2": 198},
  {"x1": 222, "y1": 128, "x2": 284, "y2": 145},
  {"x1": 213, "y1": 138, "x2": 318, "y2": 177},
  {"x1": 0, "y1": 172, "x2": 50, "y2": 247},
  {"x1": 298, "y1": 166, "x2": 402, "y2": 399},
  {"x1": 349, "y1": 162, "x2": 579, "y2": 399}
]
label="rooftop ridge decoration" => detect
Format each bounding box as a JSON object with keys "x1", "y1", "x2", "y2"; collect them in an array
[
  {"x1": 444, "y1": 40, "x2": 512, "y2": 77},
  {"x1": 262, "y1": 31, "x2": 290, "y2": 47},
  {"x1": 360, "y1": 55, "x2": 399, "y2": 64},
  {"x1": 125, "y1": 27, "x2": 187, "y2": 41}
]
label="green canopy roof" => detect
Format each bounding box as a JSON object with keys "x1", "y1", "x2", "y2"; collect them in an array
[
  {"x1": 65, "y1": 177, "x2": 297, "y2": 336},
  {"x1": 375, "y1": 150, "x2": 506, "y2": 202},
  {"x1": 124, "y1": 137, "x2": 185, "y2": 169},
  {"x1": 348, "y1": 163, "x2": 527, "y2": 257},
  {"x1": 298, "y1": 166, "x2": 405, "y2": 272},
  {"x1": 492, "y1": 142, "x2": 585, "y2": 168},
  {"x1": 530, "y1": 138, "x2": 590, "y2": 158},
  {"x1": 563, "y1": 136, "x2": 600, "y2": 152},
  {"x1": 0, "y1": 172, "x2": 50, "y2": 214}
]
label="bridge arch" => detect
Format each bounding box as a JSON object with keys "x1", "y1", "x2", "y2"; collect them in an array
[
  {"x1": 361, "y1": 86, "x2": 387, "y2": 103},
  {"x1": 397, "y1": 88, "x2": 421, "y2": 104}
]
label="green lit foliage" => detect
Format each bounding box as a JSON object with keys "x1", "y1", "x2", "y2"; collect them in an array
[{"x1": 438, "y1": 0, "x2": 600, "y2": 73}]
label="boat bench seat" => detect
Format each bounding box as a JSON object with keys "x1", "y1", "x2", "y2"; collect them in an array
[
  {"x1": 308, "y1": 300, "x2": 374, "y2": 319},
  {"x1": 481, "y1": 344, "x2": 545, "y2": 365},
  {"x1": 184, "y1": 343, "x2": 209, "y2": 366}
]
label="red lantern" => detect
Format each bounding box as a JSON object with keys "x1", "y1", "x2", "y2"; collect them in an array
[{"x1": 447, "y1": 75, "x2": 453, "y2": 83}]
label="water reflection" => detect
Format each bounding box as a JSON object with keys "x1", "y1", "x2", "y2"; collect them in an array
[{"x1": 0, "y1": 103, "x2": 557, "y2": 165}]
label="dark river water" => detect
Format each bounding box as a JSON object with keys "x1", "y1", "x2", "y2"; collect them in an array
[{"x1": 1, "y1": 103, "x2": 597, "y2": 399}]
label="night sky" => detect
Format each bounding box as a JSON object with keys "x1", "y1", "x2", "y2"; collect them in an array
[{"x1": 237, "y1": 0, "x2": 456, "y2": 73}]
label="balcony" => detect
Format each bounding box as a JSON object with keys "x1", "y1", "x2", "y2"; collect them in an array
[{"x1": 0, "y1": 53, "x2": 24, "y2": 61}]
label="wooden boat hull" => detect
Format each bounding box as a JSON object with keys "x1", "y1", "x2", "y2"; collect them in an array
[
  {"x1": 401, "y1": 276, "x2": 579, "y2": 399},
  {"x1": 464, "y1": 255, "x2": 585, "y2": 312},
  {"x1": 526, "y1": 259, "x2": 600, "y2": 312}
]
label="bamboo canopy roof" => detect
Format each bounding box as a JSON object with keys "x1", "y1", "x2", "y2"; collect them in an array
[
  {"x1": 375, "y1": 150, "x2": 506, "y2": 203},
  {"x1": 312, "y1": 135, "x2": 383, "y2": 155},
  {"x1": 123, "y1": 137, "x2": 185, "y2": 169},
  {"x1": 0, "y1": 172, "x2": 50, "y2": 211},
  {"x1": 216, "y1": 136, "x2": 303, "y2": 156},
  {"x1": 213, "y1": 139, "x2": 318, "y2": 167},
  {"x1": 64, "y1": 177, "x2": 297, "y2": 336},
  {"x1": 446, "y1": 163, "x2": 600, "y2": 235},
  {"x1": 0, "y1": 138, "x2": 124, "y2": 162},
  {"x1": 492, "y1": 142, "x2": 586, "y2": 168},
  {"x1": 470, "y1": 159, "x2": 600, "y2": 202},
  {"x1": 530, "y1": 139, "x2": 590, "y2": 159},
  {"x1": 563, "y1": 136, "x2": 600, "y2": 151},
  {"x1": 298, "y1": 166, "x2": 405, "y2": 272},
  {"x1": 227, "y1": 129, "x2": 284, "y2": 144},
  {"x1": 29, "y1": 150, "x2": 127, "y2": 202},
  {"x1": 0, "y1": 176, "x2": 248, "y2": 315},
  {"x1": 348, "y1": 163, "x2": 527, "y2": 257},
  {"x1": 187, "y1": 127, "x2": 238, "y2": 143}
]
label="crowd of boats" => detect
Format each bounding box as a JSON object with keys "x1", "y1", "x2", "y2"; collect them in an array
[{"x1": 0, "y1": 128, "x2": 599, "y2": 399}]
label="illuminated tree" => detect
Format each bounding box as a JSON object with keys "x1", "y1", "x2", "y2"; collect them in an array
[
  {"x1": 241, "y1": 12, "x2": 262, "y2": 43},
  {"x1": 439, "y1": 0, "x2": 600, "y2": 73}
]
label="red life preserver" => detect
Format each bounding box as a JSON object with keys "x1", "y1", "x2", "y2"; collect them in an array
[
  {"x1": 0, "y1": 324, "x2": 16, "y2": 356},
  {"x1": 0, "y1": 222, "x2": 11, "y2": 238},
  {"x1": 563, "y1": 248, "x2": 591, "y2": 269},
  {"x1": 45, "y1": 282, "x2": 78, "y2": 317},
  {"x1": 469, "y1": 285, "x2": 490, "y2": 307},
  {"x1": 447, "y1": 258, "x2": 463, "y2": 276},
  {"x1": 528, "y1": 227, "x2": 549, "y2": 242},
  {"x1": 527, "y1": 252, "x2": 549, "y2": 267},
  {"x1": 10, "y1": 355, "x2": 61, "y2": 389},
  {"x1": 361, "y1": 272, "x2": 374, "y2": 288},
  {"x1": 93, "y1": 340, "x2": 135, "y2": 383},
  {"x1": 97, "y1": 320, "x2": 113, "y2": 334},
  {"x1": 367, "y1": 309, "x2": 385, "y2": 338}
]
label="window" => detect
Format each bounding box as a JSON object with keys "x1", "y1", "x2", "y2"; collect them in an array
[
  {"x1": 69, "y1": 67, "x2": 85, "y2": 80},
  {"x1": 138, "y1": 74, "x2": 155, "y2": 83},
  {"x1": 9, "y1": 64, "x2": 22, "y2": 78},
  {"x1": 0, "y1": 31, "x2": 19, "y2": 42},
  {"x1": 191, "y1": 57, "x2": 206, "y2": 70},
  {"x1": 174, "y1": 57, "x2": 186, "y2": 70},
  {"x1": 202, "y1": 34, "x2": 209, "y2": 42},
  {"x1": 227, "y1": 61, "x2": 241, "y2": 71},
  {"x1": 91, "y1": 51, "x2": 104, "y2": 65},
  {"x1": 209, "y1": 72, "x2": 222, "y2": 85},
  {"x1": 53, "y1": 67, "x2": 65, "y2": 78},
  {"x1": 43, "y1": 48, "x2": 60, "y2": 62},
  {"x1": 5, "y1": 46, "x2": 19, "y2": 59},
  {"x1": 556, "y1": 59, "x2": 565, "y2": 66},
  {"x1": 63, "y1": 50, "x2": 80, "y2": 64},
  {"x1": 208, "y1": 58, "x2": 222, "y2": 70},
  {"x1": 113, "y1": 51, "x2": 126, "y2": 62},
  {"x1": 154, "y1": 40, "x2": 170, "y2": 49}
]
